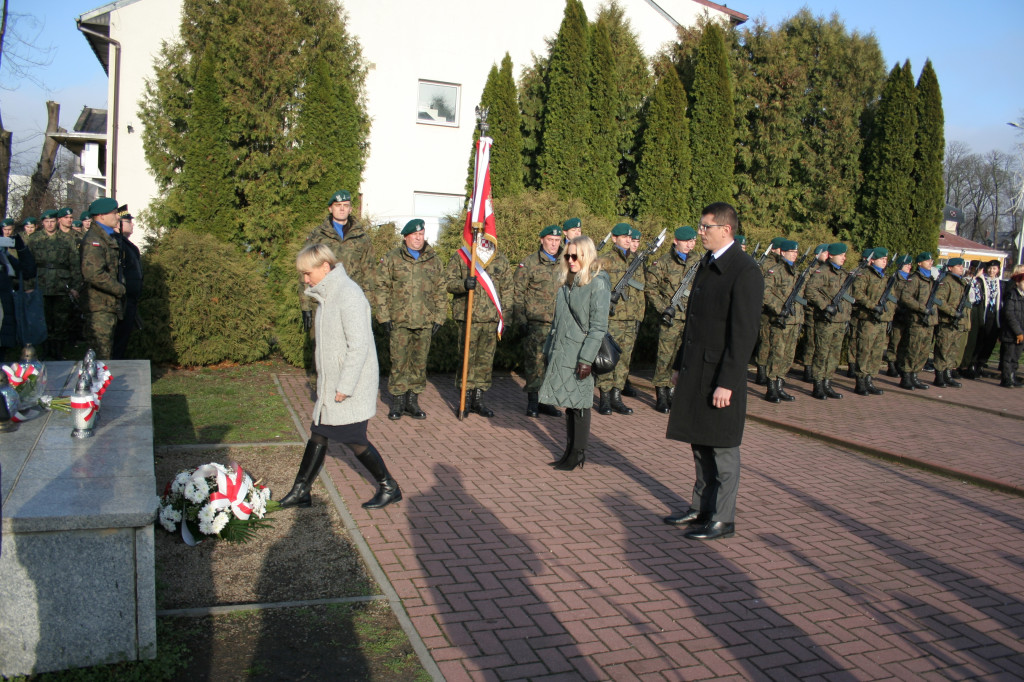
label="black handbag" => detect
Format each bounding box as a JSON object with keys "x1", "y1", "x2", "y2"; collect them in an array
[{"x1": 565, "y1": 292, "x2": 620, "y2": 375}]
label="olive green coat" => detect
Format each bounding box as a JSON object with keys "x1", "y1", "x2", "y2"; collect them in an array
[
  {"x1": 513, "y1": 247, "x2": 563, "y2": 326},
  {"x1": 899, "y1": 269, "x2": 938, "y2": 326},
  {"x1": 806, "y1": 263, "x2": 852, "y2": 323},
  {"x1": 599, "y1": 246, "x2": 645, "y2": 322},
  {"x1": 646, "y1": 249, "x2": 695, "y2": 324},
  {"x1": 26, "y1": 230, "x2": 82, "y2": 295},
  {"x1": 301, "y1": 216, "x2": 377, "y2": 309},
  {"x1": 375, "y1": 243, "x2": 446, "y2": 329},
  {"x1": 852, "y1": 266, "x2": 895, "y2": 323},
  {"x1": 762, "y1": 259, "x2": 804, "y2": 325},
  {"x1": 445, "y1": 250, "x2": 512, "y2": 324},
  {"x1": 80, "y1": 224, "x2": 126, "y2": 315}
]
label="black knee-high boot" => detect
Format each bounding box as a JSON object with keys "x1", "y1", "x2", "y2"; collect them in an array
[
  {"x1": 355, "y1": 444, "x2": 403, "y2": 509},
  {"x1": 549, "y1": 409, "x2": 576, "y2": 466},
  {"x1": 555, "y1": 408, "x2": 590, "y2": 471},
  {"x1": 279, "y1": 438, "x2": 328, "y2": 508}
]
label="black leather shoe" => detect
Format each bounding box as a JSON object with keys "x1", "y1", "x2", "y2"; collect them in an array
[
  {"x1": 886, "y1": 362, "x2": 899, "y2": 378},
  {"x1": 775, "y1": 378, "x2": 795, "y2": 402},
  {"x1": 663, "y1": 509, "x2": 705, "y2": 526},
  {"x1": 684, "y1": 521, "x2": 735, "y2": 540},
  {"x1": 763, "y1": 381, "x2": 781, "y2": 403},
  {"x1": 597, "y1": 389, "x2": 612, "y2": 415},
  {"x1": 404, "y1": 391, "x2": 427, "y2": 419},
  {"x1": 854, "y1": 376, "x2": 870, "y2": 396},
  {"x1": 755, "y1": 365, "x2": 768, "y2": 386},
  {"x1": 526, "y1": 392, "x2": 540, "y2": 418},
  {"x1": 909, "y1": 372, "x2": 929, "y2": 390},
  {"x1": 388, "y1": 393, "x2": 405, "y2": 420},
  {"x1": 609, "y1": 388, "x2": 633, "y2": 415},
  {"x1": 654, "y1": 387, "x2": 671, "y2": 413},
  {"x1": 933, "y1": 371, "x2": 947, "y2": 387},
  {"x1": 811, "y1": 380, "x2": 828, "y2": 399},
  {"x1": 865, "y1": 376, "x2": 884, "y2": 395},
  {"x1": 944, "y1": 370, "x2": 961, "y2": 388},
  {"x1": 823, "y1": 379, "x2": 843, "y2": 399},
  {"x1": 899, "y1": 373, "x2": 915, "y2": 390}
]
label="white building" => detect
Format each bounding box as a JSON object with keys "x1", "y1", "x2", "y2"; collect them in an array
[{"x1": 76, "y1": 0, "x2": 746, "y2": 244}]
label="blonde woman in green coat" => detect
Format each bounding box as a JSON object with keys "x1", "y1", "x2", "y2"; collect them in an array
[{"x1": 539, "y1": 236, "x2": 611, "y2": 471}]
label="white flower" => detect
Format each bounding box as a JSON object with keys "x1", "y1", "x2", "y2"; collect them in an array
[
  {"x1": 198, "y1": 518, "x2": 215, "y2": 535},
  {"x1": 261, "y1": 487, "x2": 271, "y2": 502},
  {"x1": 171, "y1": 472, "x2": 190, "y2": 495},
  {"x1": 159, "y1": 505, "x2": 179, "y2": 532},
  {"x1": 212, "y1": 512, "x2": 230, "y2": 534},
  {"x1": 198, "y1": 504, "x2": 216, "y2": 524},
  {"x1": 184, "y1": 480, "x2": 208, "y2": 504}
]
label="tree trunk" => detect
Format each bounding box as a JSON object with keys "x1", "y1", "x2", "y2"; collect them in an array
[
  {"x1": 20, "y1": 100, "x2": 64, "y2": 219},
  {"x1": 0, "y1": 0, "x2": 10, "y2": 219}
]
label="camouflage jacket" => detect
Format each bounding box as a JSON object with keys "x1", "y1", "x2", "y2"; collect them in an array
[
  {"x1": 599, "y1": 246, "x2": 646, "y2": 322},
  {"x1": 760, "y1": 251, "x2": 780, "y2": 276},
  {"x1": 762, "y1": 258, "x2": 804, "y2": 325},
  {"x1": 891, "y1": 274, "x2": 913, "y2": 323},
  {"x1": 646, "y1": 249, "x2": 695, "y2": 325},
  {"x1": 935, "y1": 273, "x2": 970, "y2": 331},
  {"x1": 375, "y1": 243, "x2": 446, "y2": 329},
  {"x1": 26, "y1": 230, "x2": 83, "y2": 296},
  {"x1": 851, "y1": 266, "x2": 895, "y2": 323},
  {"x1": 445, "y1": 249, "x2": 512, "y2": 324},
  {"x1": 300, "y1": 216, "x2": 376, "y2": 310},
  {"x1": 899, "y1": 268, "x2": 938, "y2": 326},
  {"x1": 512, "y1": 247, "x2": 563, "y2": 326},
  {"x1": 80, "y1": 224, "x2": 126, "y2": 315},
  {"x1": 805, "y1": 262, "x2": 852, "y2": 323}
]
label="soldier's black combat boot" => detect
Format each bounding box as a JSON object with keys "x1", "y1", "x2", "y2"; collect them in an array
[
  {"x1": 404, "y1": 391, "x2": 426, "y2": 419},
  {"x1": 597, "y1": 389, "x2": 613, "y2": 415},
  {"x1": 763, "y1": 379, "x2": 781, "y2": 403},
  {"x1": 470, "y1": 388, "x2": 494, "y2": 417},
  {"x1": 355, "y1": 445, "x2": 402, "y2": 510},
  {"x1": 755, "y1": 365, "x2": 768, "y2": 386},
  {"x1": 621, "y1": 380, "x2": 639, "y2": 398},
  {"x1": 526, "y1": 392, "x2": 540, "y2": 418},
  {"x1": 933, "y1": 370, "x2": 947, "y2": 387},
  {"x1": 538, "y1": 402, "x2": 562, "y2": 417},
  {"x1": 654, "y1": 387, "x2": 671, "y2": 413},
  {"x1": 811, "y1": 380, "x2": 828, "y2": 399},
  {"x1": 865, "y1": 376, "x2": 884, "y2": 395},
  {"x1": 609, "y1": 388, "x2": 633, "y2": 415},
  {"x1": 899, "y1": 372, "x2": 916, "y2": 390},
  {"x1": 804, "y1": 366, "x2": 814, "y2": 383},
  {"x1": 279, "y1": 439, "x2": 328, "y2": 508},
  {"x1": 388, "y1": 393, "x2": 405, "y2": 420},
  {"x1": 910, "y1": 372, "x2": 929, "y2": 390},
  {"x1": 886, "y1": 361, "x2": 899, "y2": 377},
  {"x1": 854, "y1": 376, "x2": 870, "y2": 396},
  {"x1": 846, "y1": 362, "x2": 858, "y2": 379},
  {"x1": 944, "y1": 370, "x2": 961, "y2": 388},
  {"x1": 776, "y1": 378, "x2": 796, "y2": 402},
  {"x1": 823, "y1": 379, "x2": 844, "y2": 399}
]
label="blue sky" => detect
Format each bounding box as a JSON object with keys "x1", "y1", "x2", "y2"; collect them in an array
[{"x1": 2, "y1": 0, "x2": 1022, "y2": 170}]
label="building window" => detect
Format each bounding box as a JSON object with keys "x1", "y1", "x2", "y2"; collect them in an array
[
  {"x1": 413, "y1": 192, "x2": 465, "y2": 241},
  {"x1": 417, "y1": 80, "x2": 460, "y2": 126}
]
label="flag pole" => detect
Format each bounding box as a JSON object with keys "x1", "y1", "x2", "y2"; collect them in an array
[{"x1": 458, "y1": 109, "x2": 489, "y2": 419}]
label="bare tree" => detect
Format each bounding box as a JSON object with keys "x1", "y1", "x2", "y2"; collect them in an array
[{"x1": 944, "y1": 141, "x2": 1021, "y2": 246}]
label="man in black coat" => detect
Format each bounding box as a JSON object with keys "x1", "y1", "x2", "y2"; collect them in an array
[
  {"x1": 664, "y1": 202, "x2": 764, "y2": 540},
  {"x1": 111, "y1": 210, "x2": 143, "y2": 359}
]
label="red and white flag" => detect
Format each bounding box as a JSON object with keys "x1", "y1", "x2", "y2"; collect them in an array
[{"x1": 461, "y1": 136, "x2": 503, "y2": 337}]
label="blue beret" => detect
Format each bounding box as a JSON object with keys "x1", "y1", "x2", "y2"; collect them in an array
[
  {"x1": 674, "y1": 226, "x2": 697, "y2": 241},
  {"x1": 401, "y1": 219, "x2": 425, "y2": 236},
  {"x1": 611, "y1": 223, "x2": 632, "y2": 237},
  {"x1": 88, "y1": 197, "x2": 119, "y2": 215},
  {"x1": 328, "y1": 190, "x2": 352, "y2": 205},
  {"x1": 562, "y1": 218, "x2": 581, "y2": 230},
  {"x1": 540, "y1": 224, "x2": 563, "y2": 238},
  {"x1": 827, "y1": 242, "x2": 848, "y2": 256}
]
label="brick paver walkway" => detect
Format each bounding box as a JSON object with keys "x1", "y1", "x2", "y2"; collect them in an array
[{"x1": 278, "y1": 370, "x2": 1024, "y2": 681}]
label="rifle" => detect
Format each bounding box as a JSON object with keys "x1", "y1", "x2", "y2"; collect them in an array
[
  {"x1": 773, "y1": 247, "x2": 814, "y2": 328},
  {"x1": 952, "y1": 273, "x2": 973, "y2": 320},
  {"x1": 660, "y1": 247, "x2": 704, "y2": 326},
  {"x1": 609, "y1": 228, "x2": 667, "y2": 315},
  {"x1": 823, "y1": 252, "x2": 870, "y2": 321},
  {"x1": 756, "y1": 242, "x2": 773, "y2": 267},
  {"x1": 596, "y1": 230, "x2": 613, "y2": 252},
  {"x1": 872, "y1": 253, "x2": 901, "y2": 317},
  {"x1": 923, "y1": 249, "x2": 963, "y2": 318}
]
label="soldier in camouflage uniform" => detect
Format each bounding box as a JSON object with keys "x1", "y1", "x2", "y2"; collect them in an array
[
  {"x1": 27, "y1": 209, "x2": 82, "y2": 359},
  {"x1": 446, "y1": 234, "x2": 512, "y2": 417},
  {"x1": 375, "y1": 219, "x2": 446, "y2": 420},
  {"x1": 513, "y1": 224, "x2": 565, "y2": 418},
  {"x1": 21, "y1": 216, "x2": 38, "y2": 237},
  {"x1": 805, "y1": 243, "x2": 853, "y2": 399},
  {"x1": 884, "y1": 254, "x2": 914, "y2": 376},
  {"x1": 932, "y1": 257, "x2": 970, "y2": 388},
  {"x1": 300, "y1": 189, "x2": 377, "y2": 329},
  {"x1": 79, "y1": 198, "x2": 126, "y2": 359},
  {"x1": 844, "y1": 247, "x2": 876, "y2": 378},
  {"x1": 562, "y1": 217, "x2": 582, "y2": 246},
  {"x1": 646, "y1": 225, "x2": 698, "y2": 413},
  {"x1": 897, "y1": 252, "x2": 938, "y2": 390},
  {"x1": 753, "y1": 237, "x2": 783, "y2": 385},
  {"x1": 761, "y1": 240, "x2": 803, "y2": 402},
  {"x1": 850, "y1": 247, "x2": 894, "y2": 396},
  {"x1": 80, "y1": 211, "x2": 93, "y2": 232},
  {"x1": 595, "y1": 223, "x2": 644, "y2": 415},
  {"x1": 799, "y1": 244, "x2": 830, "y2": 382}
]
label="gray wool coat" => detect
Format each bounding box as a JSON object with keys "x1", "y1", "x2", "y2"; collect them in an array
[
  {"x1": 538, "y1": 271, "x2": 611, "y2": 409},
  {"x1": 306, "y1": 264, "x2": 379, "y2": 426}
]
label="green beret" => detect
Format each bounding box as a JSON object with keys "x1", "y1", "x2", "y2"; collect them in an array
[
  {"x1": 41, "y1": 209, "x2": 57, "y2": 220},
  {"x1": 56, "y1": 207, "x2": 73, "y2": 218},
  {"x1": 88, "y1": 197, "x2": 119, "y2": 215},
  {"x1": 611, "y1": 223, "x2": 632, "y2": 237},
  {"x1": 629, "y1": 228, "x2": 641, "y2": 239},
  {"x1": 947, "y1": 257, "x2": 965, "y2": 268},
  {"x1": 871, "y1": 247, "x2": 889, "y2": 259},
  {"x1": 735, "y1": 235, "x2": 747, "y2": 245},
  {"x1": 22, "y1": 216, "x2": 36, "y2": 226},
  {"x1": 674, "y1": 226, "x2": 697, "y2": 241},
  {"x1": 72, "y1": 220, "x2": 83, "y2": 228},
  {"x1": 539, "y1": 224, "x2": 563, "y2": 238},
  {"x1": 896, "y1": 254, "x2": 913, "y2": 267},
  {"x1": 827, "y1": 242, "x2": 848, "y2": 256},
  {"x1": 770, "y1": 237, "x2": 784, "y2": 249},
  {"x1": 814, "y1": 243, "x2": 829, "y2": 255},
  {"x1": 562, "y1": 217, "x2": 581, "y2": 230},
  {"x1": 328, "y1": 189, "x2": 351, "y2": 205},
  {"x1": 401, "y1": 219, "x2": 425, "y2": 236},
  {"x1": 1, "y1": 218, "x2": 15, "y2": 227},
  {"x1": 861, "y1": 247, "x2": 875, "y2": 259},
  {"x1": 80, "y1": 211, "x2": 91, "y2": 221},
  {"x1": 778, "y1": 239, "x2": 798, "y2": 252},
  {"x1": 916, "y1": 251, "x2": 932, "y2": 263}
]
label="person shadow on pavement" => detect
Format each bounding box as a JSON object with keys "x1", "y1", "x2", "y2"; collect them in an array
[{"x1": 409, "y1": 463, "x2": 601, "y2": 680}]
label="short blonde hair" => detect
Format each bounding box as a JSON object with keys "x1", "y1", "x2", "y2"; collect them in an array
[
  {"x1": 296, "y1": 243, "x2": 337, "y2": 273},
  {"x1": 558, "y1": 236, "x2": 601, "y2": 286}
]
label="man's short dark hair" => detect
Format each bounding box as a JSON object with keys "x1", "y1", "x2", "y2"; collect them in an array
[{"x1": 701, "y1": 202, "x2": 738, "y2": 233}]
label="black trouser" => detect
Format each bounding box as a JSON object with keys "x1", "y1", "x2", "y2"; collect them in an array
[
  {"x1": 972, "y1": 313, "x2": 999, "y2": 365},
  {"x1": 1000, "y1": 339, "x2": 1023, "y2": 381}
]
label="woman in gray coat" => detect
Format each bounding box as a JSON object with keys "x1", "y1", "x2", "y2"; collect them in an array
[
  {"x1": 539, "y1": 236, "x2": 611, "y2": 470},
  {"x1": 280, "y1": 244, "x2": 402, "y2": 510}
]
